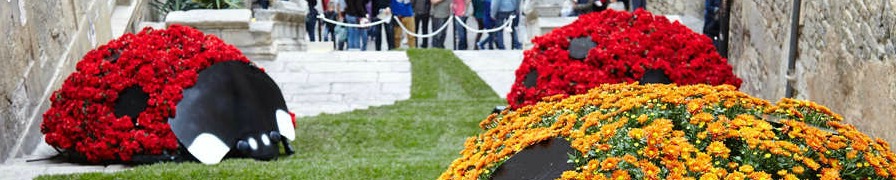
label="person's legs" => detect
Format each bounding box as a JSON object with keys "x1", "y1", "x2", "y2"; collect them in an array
[
  {"x1": 402, "y1": 16, "x2": 416, "y2": 48},
  {"x1": 384, "y1": 20, "x2": 395, "y2": 49},
  {"x1": 394, "y1": 16, "x2": 404, "y2": 48},
  {"x1": 346, "y1": 15, "x2": 360, "y2": 49},
  {"x1": 493, "y1": 12, "x2": 509, "y2": 50},
  {"x1": 474, "y1": 17, "x2": 484, "y2": 50},
  {"x1": 415, "y1": 14, "x2": 430, "y2": 48},
  {"x1": 306, "y1": 14, "x2": 318, "y2": 42},
  {"x1": 633, "y1": 0, "x2": 646, "y2": 10},
  {"x1": 454, "y1": 16, "x2": 468, "y2": 50},
  {"x1": 431, "y1": 17, "x2": 448, "y2": 48},
  {"x1": 510, "y1": 12, "x2": 521, "y2": 49},
  {"x1": 360, "y1": 26, "x2": 368, "y2": 51},
  {"x1": 372, "y1": 18, "x2": 383, "y2": 50}
]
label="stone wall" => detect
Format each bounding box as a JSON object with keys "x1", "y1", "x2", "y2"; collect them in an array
[
  {"x1": 727, "y1": 0, "x2": 896, "y2": 144},
  {"x1": 652, "y1": 0, "x2": 896, "y2": 145},
  {"x1": 647, "y1": 0, "x2": 704, "y2": 20},
  {"x1": 0, "y1": 0, "x2": 115, "y2": 162},
  {"x1": 793, "y1": 0, "x2": 896, "y2": 143},
  {"x1": 727, "y1": 0, "x2": 793, "y2": 100}
]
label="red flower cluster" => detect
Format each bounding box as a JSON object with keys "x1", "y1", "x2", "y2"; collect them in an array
[
  {"x1": 41, "y1": 25, "x2": 249, "y2": 162},
  {"x1": 507, "y1": 9, "x2": 742, "y2": 109}
]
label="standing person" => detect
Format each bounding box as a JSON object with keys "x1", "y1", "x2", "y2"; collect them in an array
[
  {"x1": 571, "y1": 0, "x2": 608, "y2": 15},
  {"x1": 630, "y1": 0, "x2": 646, "y2": 10},
  {"x1": 335, "y1": 14, "x2": 349, "y2": 50},
  {"x1": 430, "y1": 0, "x2": 450, "y2": 49},
  {"x1": 392, "y1": 0, "x2": 416, "y2": 48},
  {"x1": 345, "y1": 0, "x2": 370, "y2": 50},
  {"x1": 452, "y1": 0, "x2": 472, "y2": 50},
  {"x1": 508, "y1": 0, "x2": 521, "y2": 49},
  {"x1": 472, "y1": 0, "x2": 486, "y2": 50},
  {"x1": 371, "y1": 0, "x2": 394, "y2": 50},
  {"x1": 703, "y1": 0, "x2": 721, "y2": 49},
  {"x1": 306, "y1": 0, "x2": 320, "y2": 42},
  {"x1": 412, "y1": 0, "x2": 431, "y2": 48},
  {"x1": 489, "y1": 0, "x2": 519, "y2": 50},
  {"x1": 476, "y1": 0, "x2": 495, "y2": 50},
  {"x1": 324, "y1": 1, "x2": 339, "y2": 46}
]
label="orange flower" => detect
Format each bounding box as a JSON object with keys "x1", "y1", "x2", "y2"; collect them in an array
[
  {"x1": 820, "y1": 168, "x2": 840, "y2": 180},
  {"x1": 439, "y1": 84, "x2": 896, "y2": 179},
  {"x1": 707, "y1": 141, "x2": 730, "y2": 158},
  {"x1": 725, "y1": 172, "x2": 746, "y2": 180},
  {"x1": 610, "y1": 170, "x2": 631, "y2": 180},
  {"x1": 600, "y1": 157, "x2": 622, "y2": 171}
]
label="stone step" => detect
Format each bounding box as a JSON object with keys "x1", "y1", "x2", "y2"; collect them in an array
[{"x1": 110, "y1": 4, "x2": 135, "y2": 37}]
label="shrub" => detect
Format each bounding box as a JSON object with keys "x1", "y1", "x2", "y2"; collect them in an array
[{"x1": 443, "y1": 83, "x2": 896, "y2": 179}]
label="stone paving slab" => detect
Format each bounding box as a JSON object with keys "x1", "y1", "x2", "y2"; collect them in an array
[
  {"x1": 454, "y1": 50, "x2": 524, "y2": 98},
  {"x1": 254, "y1": 51, "x2": 412, "y2": 117},
  {"x1": 1, "y1": 156, "x2": 129, "y2": 180}
]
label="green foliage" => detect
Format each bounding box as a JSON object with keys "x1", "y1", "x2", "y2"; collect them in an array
[
  {"x1": 150, "y1": 0, "x2": 244, "y2": 20},
  {"x1": 192, "y1": 0, "x2": 244, "y2": 9},
  {"x1": 149, "y1": 0, "x2": 199, "y2": 18}
]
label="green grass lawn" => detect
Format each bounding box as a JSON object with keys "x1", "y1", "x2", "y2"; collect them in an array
[{"x1": 37, "y1": 49, "x2": 505, "y2": 179}]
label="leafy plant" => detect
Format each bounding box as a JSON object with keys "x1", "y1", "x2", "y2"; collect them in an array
[
  {"x1": 193, "y1": 0, "x2": 244, "y2": 9},
  {"x1": 149, "y1": 0, "x2": 200, "y2": 20},
  {"x1": 149, "y1": 0, "x2": 244, "y2": 21}
]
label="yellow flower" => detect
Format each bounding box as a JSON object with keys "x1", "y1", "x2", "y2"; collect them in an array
[
  {"x1": 738, "y1": 165, "x2": 754, "y2": 173},
  {"x1": 792, "y1": 166, "x2": 805, "y2": 174}
]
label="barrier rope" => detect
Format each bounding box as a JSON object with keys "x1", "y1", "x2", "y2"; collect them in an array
[
  {"x1": 317, "y1": 14, "x2": 390, "y2": 28},
  {"x1": 318, "y1": 14, "x2": 516, "y2": 38},
  {"x1": 453, "y1": 15, "x2": 516, "y2": 33},
  {"x1": 391, "y1": 15, "x2": 454, "y2": 38}
]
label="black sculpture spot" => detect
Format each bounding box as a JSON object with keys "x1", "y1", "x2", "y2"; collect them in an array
[
  {"x1": 524, "y1": 70, "x2": 539, "y2": 88},
  {"x1": 639, "y1": 69, "x2": 672, "y2": 84},
  {"x1": 491, "y1": 138, "x2": 575, "y2": 180},
  {"x1": 114, "y1": 85, "x2": 149, "y2": 123},
  {"x1": 568, "y1": 37, "x2": 597, "y2": 60}
]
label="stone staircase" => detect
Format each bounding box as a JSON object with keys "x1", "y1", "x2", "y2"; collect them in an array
[{"x1": 110, "y1": 0, "x2": 148, "y2": 37}]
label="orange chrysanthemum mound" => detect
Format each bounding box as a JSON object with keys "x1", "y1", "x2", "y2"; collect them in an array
[{"x1": 441, "y1": 83, "x2": 896, "y2": 179}]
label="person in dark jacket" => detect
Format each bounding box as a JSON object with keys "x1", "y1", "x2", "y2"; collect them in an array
[
  {"x1": 345, "y1": 0, "x2": 371, "y2": 50},
  {"x1": 412, "y1": 0, "x2": 431, "y2": 48},
  {"x1": 371, "y1": 0, "x2": 394, "y2": 50},
  {"x1": 306, "y1": 0, "x2": 320, "y2": 42}
]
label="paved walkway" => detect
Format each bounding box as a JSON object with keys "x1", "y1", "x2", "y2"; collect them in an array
[{"x1": 454, "y1": 50, "x2": 523, "y2": 98}]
